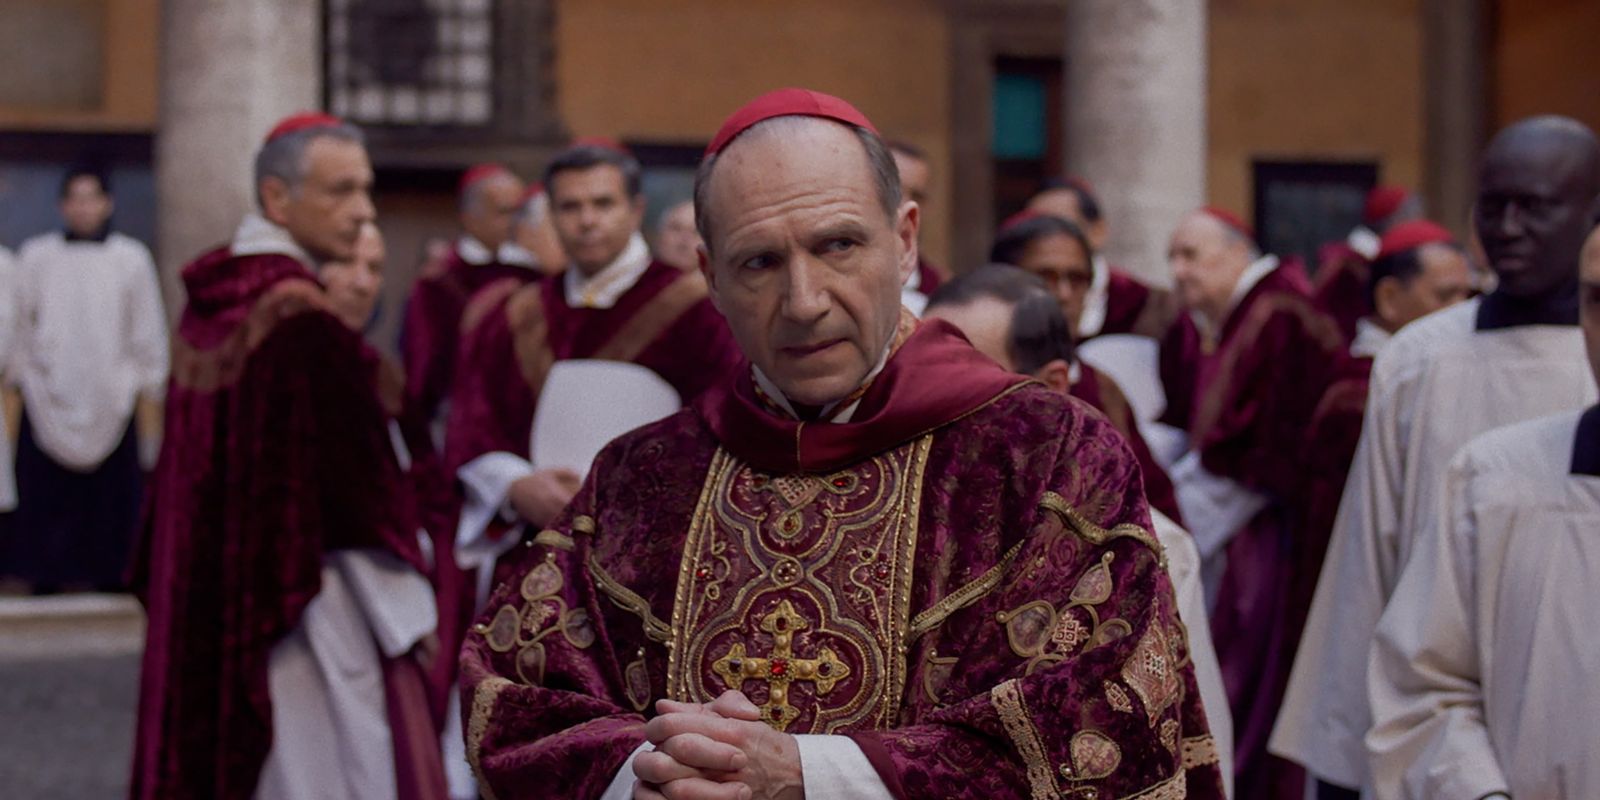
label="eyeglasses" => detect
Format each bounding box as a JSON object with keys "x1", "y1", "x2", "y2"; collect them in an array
[{"x1": 1034, "y1": 268, "x2": 1094, "y2": 292}]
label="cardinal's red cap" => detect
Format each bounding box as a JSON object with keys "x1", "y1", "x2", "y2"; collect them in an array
[
  {"x1": 705, "y1": 88, "x2": 879, "y2": 158},
  {"x1": 265, "y1": 111, "x2": 345, "y2": 145},
  {"x1": 998, "y1": 209, "x2": 1046, "y2": 232},
  {"x1": 459, "y1": 163, "x2": 513, "y2": 196},
  {"x1": 1199, "y1": 206, "x2": 1255, "y2": 240},
  {"x1": 1363, "y1": 185, "x2": 1412, "y2": 225},
  {"x1": 1375, "y1": 220, "x2": 1454, "y2": 261},
  {"x1": 571, "y1": 136, "x2": 633, "y2": 157}
]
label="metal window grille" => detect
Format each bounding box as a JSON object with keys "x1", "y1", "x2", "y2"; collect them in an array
[{"x1": 325, "y1": 0, "x2": 495, "y2": 127}]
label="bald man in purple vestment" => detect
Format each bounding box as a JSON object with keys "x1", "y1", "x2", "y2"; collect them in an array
[{"x1": 458, "y1": 89, "x2": 1226, "y2": 800}]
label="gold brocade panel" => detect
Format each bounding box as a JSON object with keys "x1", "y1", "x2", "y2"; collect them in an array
[{"x1": 666, "y1": 437, "x2": 932, "y2": 733}]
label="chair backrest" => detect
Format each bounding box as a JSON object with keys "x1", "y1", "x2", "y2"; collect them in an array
[
  {"x1": 531, "y1": 359, "x2": 681, "y2": 476},
  {"x1": 1076, "y1": 334, "x2": 1165, "y2": 422}
]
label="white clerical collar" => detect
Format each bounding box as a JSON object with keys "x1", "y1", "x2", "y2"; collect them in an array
[
  {"x1": 1347, "y1": 226, "x2": 1380, "y2": 260},
  {"x1": 1192, "y1": 254, "x2": 1279, "y2": 339},
  {"x1": 564, "y1": 233, "x2": 652, "y2": 309},
  {"x1": 752, "y1": 335, "x2": 895, "y2": 425},
  {"x1": 900, "y1": 261, "x2": 930, "y2": 317},
  {"x1": 1076, "y1": 253, "x2": 1113, "y2": 338},
  {"x1": 1351, "y1": 317, "x2": 1393, "y2": 358},
  {"x1": 457, "y1": 235, "x2": 536, "y2": 268},
  {"x1": 231, "y1": 213, "x2": 314, "y2": 267}
]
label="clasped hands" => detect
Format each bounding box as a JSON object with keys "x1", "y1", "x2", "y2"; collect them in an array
[{"x1": 632, "y1": 690, "x2": 804, "y2": 800}]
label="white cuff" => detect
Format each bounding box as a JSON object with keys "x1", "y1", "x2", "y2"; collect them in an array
[
  {"x1": 600, "y1": 742, "x2": 653, "y2": 800},
  {"x1": 1171, "y1": 451, "x2": 1269, "y2": 561},
  {"x1": 794, "y1": 734, "x2": 894, "y2": 800},
  {"x1": 456, "y1": 452, "x2": 535, "y2": 609},
  {"x1": 328, "y1": 549, "x2": 438, "y2": 658},
  {"x1": 597, "y1": 737, "x2": 892, "y2": 800}
]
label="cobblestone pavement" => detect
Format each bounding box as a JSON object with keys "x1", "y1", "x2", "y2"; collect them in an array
[{"x1": 0, "y1": 594, "x2": 143, "y2": 799}]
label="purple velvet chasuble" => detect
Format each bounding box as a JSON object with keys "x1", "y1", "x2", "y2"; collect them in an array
[
  {"x1": 131, "y1": 250, "x2": 426, "y2": 800},
  {"x1": 1176, "y1": 268, "x2": 1347, "y2": 799},
  {"x1": 459, "y1": 319, "x2": 1226, "y2": 800},
  {"x1": 401, "y1": 246, "x2": 540, "y2": 436}
]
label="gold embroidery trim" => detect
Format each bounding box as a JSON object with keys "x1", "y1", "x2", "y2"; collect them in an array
[
  {"x1": 571, "y1": 515, "x2": 597, "y2": 536},
  {"x1": 592, "y1": 271, "x2": 710, "y2": 363},
  {"x1": 991, "y1": 679, "x2": 1061, "y2": 800},
  {"x1": 666, "y1": 449, "x2": 737, "y2": 695},
  {"x1": 466, "y1": 676, "x2": 512, "y2": 800},
  {"x1": 908, "y1": 537, "x2": 1028, "y2": 639},
  {"x1": 533, "y1": 529, "x2": 576, "y2": 551},
  {"x1": 587, "y1": 553, "x2": 672, "y2": 643},
  {"x1": 885, "y1": 436, "x2": 931, "y2": 723},
  {"x1": 1040, "y1": 492, "x2": 1165, "y2": 568},
  {"x1": 504, "y1": 283, "x2": 553, "y2": 396},
  {"x1": 1120, "y1": 769, "x2": 1187, "y2": 800},
  {"x1": 1180, "y1": 736, "x2": 1219, "y2": 769},
  {"x1": 1105, "y1": 681, "x2": 1134, "y2": 714}
]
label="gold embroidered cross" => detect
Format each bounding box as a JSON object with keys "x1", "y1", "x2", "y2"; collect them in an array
[{"x1": 710, "y1": 600, "x2": 851, "y2": 731}]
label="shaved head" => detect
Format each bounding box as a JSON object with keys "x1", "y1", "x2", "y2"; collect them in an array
[{"x1": 1474, "y1": 115, "x2": 1600, "y2": 300}]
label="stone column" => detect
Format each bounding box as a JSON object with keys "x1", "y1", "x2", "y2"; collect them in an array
[
  {"x1": 1422, "y1": 0, "x2": 1489, "y2": 240},
  {"x1": 155, "y1": 0, "x2": 321, "y2": 316},
  {"x1": 1064, "y1": 1, "x2": 1207, "y2": 288}
]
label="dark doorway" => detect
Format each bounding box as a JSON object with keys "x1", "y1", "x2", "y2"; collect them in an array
[
  {"x1": 1253, "y1": 160, "x2": 1379, "y2": 273},
  {"x1": 991, "y1": 56, "x2": 1063, "y2": 226}
]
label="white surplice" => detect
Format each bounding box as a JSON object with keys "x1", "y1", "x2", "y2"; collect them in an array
[
  {"x1": 1366, "y1": 410, "x2": 1600, "y2": 800},
  {"x1": 1271, "y1": 299, "x2": 1596, "y2": 789},
  {"x1": 1152, "y1": 509, "x2": 1235, "y2": 799},
  {"x1": 256, "y1": 549, "x2": 438, "y2": 800},
  {"x1": 9, "y1": 231, "x2": 168, "y2": 471}
]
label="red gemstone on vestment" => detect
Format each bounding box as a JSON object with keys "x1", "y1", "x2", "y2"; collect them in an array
[{"x1": 770, "y1": 659, "x2": 788, "y2": 676}]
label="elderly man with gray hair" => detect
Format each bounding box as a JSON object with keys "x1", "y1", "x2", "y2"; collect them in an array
[{"x1": 132, "y1": 112, "x2": 445, "y2": 800}]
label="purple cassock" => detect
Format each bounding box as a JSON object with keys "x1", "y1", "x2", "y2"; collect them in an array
[
  {"x1": 458, "y1": 315, "x2": 1227, "y2": 800},
  {"x1": 1311, "y1": 242, "x2": 1374, "y2": 345},
  {"x1": 1096, "y1": 268, "x2": 1181, "y2": 340},
  {"x1": 1292, "y1": 353, "x2": 1374, "y2": 661},
  {"x1": 1069, "y1": 362, "x2": 1184, "y2": 526},
  {"x1": 1170, "y1": 266, "x2": 1348, "y2": 799},
  {"x1": 442, "y1": 259, "x2": 740, "y2": 473},
  {"x1": 130, "y1": 249, "x2": 436, "y2": 800},
  {"x1": 431, "y1": 260, "x2": 741, "y2": 719},
  {"x1": 400, "y1": 244, "x2": 541, "y2": 435}
]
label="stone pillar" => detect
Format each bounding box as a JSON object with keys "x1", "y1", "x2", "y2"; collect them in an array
[
  {"x1": 1422, "y1": 0, "x2": 1490, "y2": 240},
  {"x1": 155, "y1": 0, "x2": 321, "y2": 316},
  {"x1": 1064, "y1": 1, "x2": 1207, "y2": 288}
]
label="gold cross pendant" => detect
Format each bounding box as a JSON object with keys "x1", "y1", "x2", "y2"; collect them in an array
[{"x1": 710, "y1": 600, "x2": 851, "y2": 731}]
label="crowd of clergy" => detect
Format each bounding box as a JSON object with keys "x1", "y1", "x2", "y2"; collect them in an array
[{"x1": 0, "y1": 87, "x2": 1595, "y2": 800}]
